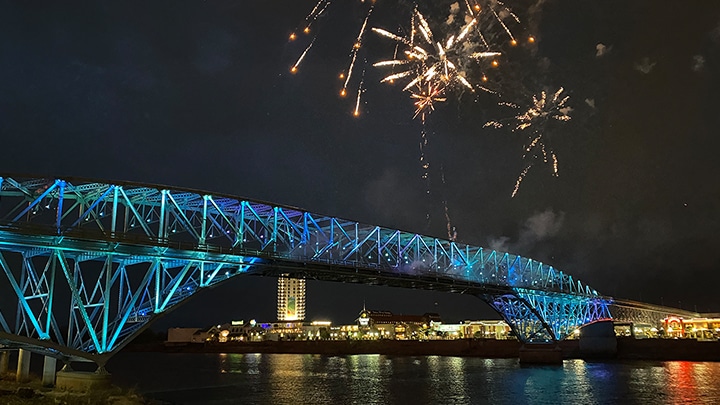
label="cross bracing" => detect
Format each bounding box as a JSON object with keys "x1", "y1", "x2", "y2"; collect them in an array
[
  {"x1": 0, "y1": 174, "x2": 670, "y2": 362},
  {"x1": 608, "y1": 300, "x2": 699, "y2": 326}
]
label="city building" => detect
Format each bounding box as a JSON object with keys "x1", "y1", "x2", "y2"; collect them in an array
[
  {"x1": 357, "y1": 308, "x2": 442, "y2": 340},
  {"x1": 277, "y1": 274, "x2": 306, "y2": 321},
  {"x1": 664, "y1": 315, "x2": 720, "y2": 339},
  {"x1": 460, "y1": 320, "x2": 513, "y2": 340},
  {"x1": 205, "y1": 320, "x2": 266, "y2": 342}
]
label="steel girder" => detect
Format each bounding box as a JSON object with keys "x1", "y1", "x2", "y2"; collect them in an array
[
  {"x1": 482, "y1": 289, "x2": 612, "y2": 342},
  {"x1": 0, "y1": 175, "x2": 611, "y2": 359},
  {"x1": 609, "y1": 300, "x2": 699, "y2": 326},
  {"x1": 0, "y1": 240, "x2": 258, "y2": 364}
]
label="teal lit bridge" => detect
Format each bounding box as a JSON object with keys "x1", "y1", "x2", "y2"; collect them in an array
[{"x1": 0, "y1": 175, "x2": 697, "y2": 367}]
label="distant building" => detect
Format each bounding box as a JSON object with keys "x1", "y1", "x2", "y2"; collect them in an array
[
  {"x1": 663, "y1": 316, "x2": 720, "y2": 339},
  {"x1": 357, "y1": 308, "x2": 442, "y2": 340},
  {"x1": 460, "y1": 320, "x2": 512, "y2": 340},
  {"x1": 206, "y1": 320, "x2": 266, "y2": 342},
  {"x1": 277, "y1": 274, "x2": 306, "y2": 321}
]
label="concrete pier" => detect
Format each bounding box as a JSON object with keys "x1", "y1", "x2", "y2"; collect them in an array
[
  {"x1": 15, "y1": 349, "x2": 31, "y2": 382},
  {"x1": 56, "y1": 365, "x2": 111, "y2": 391},
  {"x1": 0, "y1": 351, "x2": 9, "y2": 374},
  {"x1": 42, "y1": 356, "x2": 57, "y2": 387},
  {"x1": 519, "y1": 343, "x2": 564, "y2": 365},
  {"x1": 579, "y1": 320, "x2": 617, "y2": 359}
]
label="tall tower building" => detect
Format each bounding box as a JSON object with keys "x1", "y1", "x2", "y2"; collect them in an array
[{"x1": 277, "y1": 274, "x2": 306, "y2": 321}]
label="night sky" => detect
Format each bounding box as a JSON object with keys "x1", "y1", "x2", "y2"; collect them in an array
[{"x1": 1, "y1": 1, "x2": 719, "y2": 329}]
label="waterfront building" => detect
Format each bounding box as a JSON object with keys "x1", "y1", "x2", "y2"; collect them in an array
[
  {"x1": 264, "y1": 321, "x2": 332, "y2": 341},
  {"x1": 357, "y1": 308, "x2": 442, "y2": 340},
  {"x1": 460, "y1": 320, "x2": 512, "y2": 340},
  {"x1": 277, "y1": 274, "x2": 306, "y2": 321},
  {"x1": 664, "y1": 315, "x2": 720, "y2": 339},
  {"x1": 205, "y1": 320, "x2": 266, "y2": 342}
]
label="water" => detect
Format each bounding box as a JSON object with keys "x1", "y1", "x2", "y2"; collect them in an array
[{"x1": 108, "y1": 352, "x2": 720, "y2": 405}]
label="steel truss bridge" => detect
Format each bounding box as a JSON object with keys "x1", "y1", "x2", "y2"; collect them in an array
[{"x1": 0, "y1": 175, "x2": 697, "y2": 366}]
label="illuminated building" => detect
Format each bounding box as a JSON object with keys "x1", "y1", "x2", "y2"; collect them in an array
[
  {"x1": 277, "y1": 274, "x2": 306, "y2": 321},
  {"x1": 664, "y1": 315, "x2": 720, "y2": 339},
  {"x1": 357, "y1": 308, "x2": 442, "y2": 340},
  {"x1": 460, "y1": 320, "x2": 512, "y2": 340}
]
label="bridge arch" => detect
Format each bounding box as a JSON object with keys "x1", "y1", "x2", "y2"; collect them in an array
[{"x1": 0, "y1": 175, "x2": 615, "y2": 363}]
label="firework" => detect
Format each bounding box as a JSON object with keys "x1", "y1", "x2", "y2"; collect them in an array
[
  {"x1": 289, "y1": 1, "x2": 532, "y2": 117},
  {"x1": 411, "y1": 81, "x2": 447, "y2": 120},
  {"x1": 372, "y1": 0, "x2": 530, "y2": 118},
  {"x1": 487, "y1": 87, "x2": 572, "y2": 197}
]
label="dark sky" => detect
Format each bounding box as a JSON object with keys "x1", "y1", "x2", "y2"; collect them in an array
[{"x1": 1, "y1": 1, "x2": 719, "y2": 328}]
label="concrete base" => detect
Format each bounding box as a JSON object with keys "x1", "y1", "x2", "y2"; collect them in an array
[
  {"x1": 56, "y1": 370, "x2": 111, "y2": 392},
  {"x1": 519, "y1": 344, "x2": 563, "y2": 365},
  {"x1": 42, "y1": 356, "x2": 57, "y2": 387},
  {"x1": 579, "y1": 320, "x2": 617, "y2": 359},
  {"x1": 16, "y1": 349, "x2": 31, "y2": 382},
  {"x1": 0, "y1": 351, "x2": 9, "y2": 374}
]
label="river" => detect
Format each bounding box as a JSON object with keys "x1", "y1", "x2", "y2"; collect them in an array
[{"x1": 107, "y1": 352, "x2": 720, "y2": 404}]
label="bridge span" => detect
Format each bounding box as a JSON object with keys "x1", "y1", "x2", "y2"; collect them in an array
[{"x1": 0, "y1": 175, "x2": 695, "y2": 366}]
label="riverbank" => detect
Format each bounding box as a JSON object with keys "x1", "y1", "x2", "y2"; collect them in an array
[
  {"x1": 0, "y1": 371, "x2": 154, "y2": 405},
  {"x1": 125, "y1": 337, "x2": 720, "y2": 361}
]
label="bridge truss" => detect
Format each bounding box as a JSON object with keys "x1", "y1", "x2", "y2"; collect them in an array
[
  {"x1": 0, "y1": 175, "x2": 615, "y2": 363},
  {"x1": 608, "y1": 300, "x2": 699, "y2": 327}
]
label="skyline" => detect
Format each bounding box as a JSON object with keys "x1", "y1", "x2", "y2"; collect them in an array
[{"x1": 1, "y1": 0, "x2": 719, "y2": 328}]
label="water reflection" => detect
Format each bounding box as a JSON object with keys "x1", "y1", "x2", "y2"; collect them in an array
[
  {"x1": 427, "y1": 356, "x2": 469, "y2": 403},
  {"x1": 107, "y1": 353, "x2": 720, "y2": 405},
  {"x1": 664, "y1": 362, "x2": 720, "y2": 404}
]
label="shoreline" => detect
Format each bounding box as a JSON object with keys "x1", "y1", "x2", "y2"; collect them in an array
[
  {"x1": 0, "y1": 371, "x2": 153, "y2": 405},
  {"x1": 125, "y1": 337, "x2": 720, "y2": 362}
]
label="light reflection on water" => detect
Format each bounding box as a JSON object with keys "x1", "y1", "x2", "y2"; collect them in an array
[{"x1": 109, "y1": 353, "x2": 720, "y2": 405}]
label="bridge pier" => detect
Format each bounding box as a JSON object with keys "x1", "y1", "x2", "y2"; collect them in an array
[
  {"x1": 519, "y1": 343, "x2": 563, "y2": 365},
  {"x1": 579, "y1": 320, "x2": 617, "y2": 359},
  {"x1": 15, "y1": 348, "x2": 31, "y2": 382},
  {"x1": 42, "y1": 356, "x2": 57, "y2": 387},
  {"x1": 0, "y1": 351, "x2": 9, "y2": 374},
  {"x1": 56, "y1": 363, "x2": 111, "y2": 391}
]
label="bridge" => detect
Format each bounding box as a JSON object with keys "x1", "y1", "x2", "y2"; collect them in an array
[{"x1": 0, "y1": 175, "x2": 698, "y2": 368}]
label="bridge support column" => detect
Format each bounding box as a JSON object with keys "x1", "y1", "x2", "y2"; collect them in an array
[
  {"x1": 15, "y1": 349, "x2": 31, "y2": 382},
  {"x1": 579, "y1": 320, "x2": 617, "y2": 359},
  {"x1": 0, "y1": 351, "x2": 9, "y2": 374},
  {"x1": 519, "y1": 343, "x2": 563, "y2": 365},
  {"x1": 56, "y1": 364, "x2": 111, "y2": 391},
  {"x1": 42, "y1": 356, "x2": 57, "y2": 387}
]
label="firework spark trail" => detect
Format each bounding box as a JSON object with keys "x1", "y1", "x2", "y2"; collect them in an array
[
  {"x1": 290, "y1": 36, "x2": 317, "y2": 74},
  {"x1": 511, "y1": 165, "x2": 531, "y2": 198},
  {"x1": 440, "y1": 165, "x2": 457, "y2": 241},
  {"x1": 353, "y1": 67, "x2": 366, "y2": 117},
  {"x1": 289, "y1": 0, "x2": 383, "y2": 114},
  {"x1": 341, "y1": 6, "x2": 374, "y2": 97},
  {"x1": 491, "y1": 8, "x2": 516, "y2": 43},
  {"x1": 419, "y1": 118, "x2": 430, "y2": 182},
  {"x1": 291, "y1": 0, "x2": 331, "y2": 40}
]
